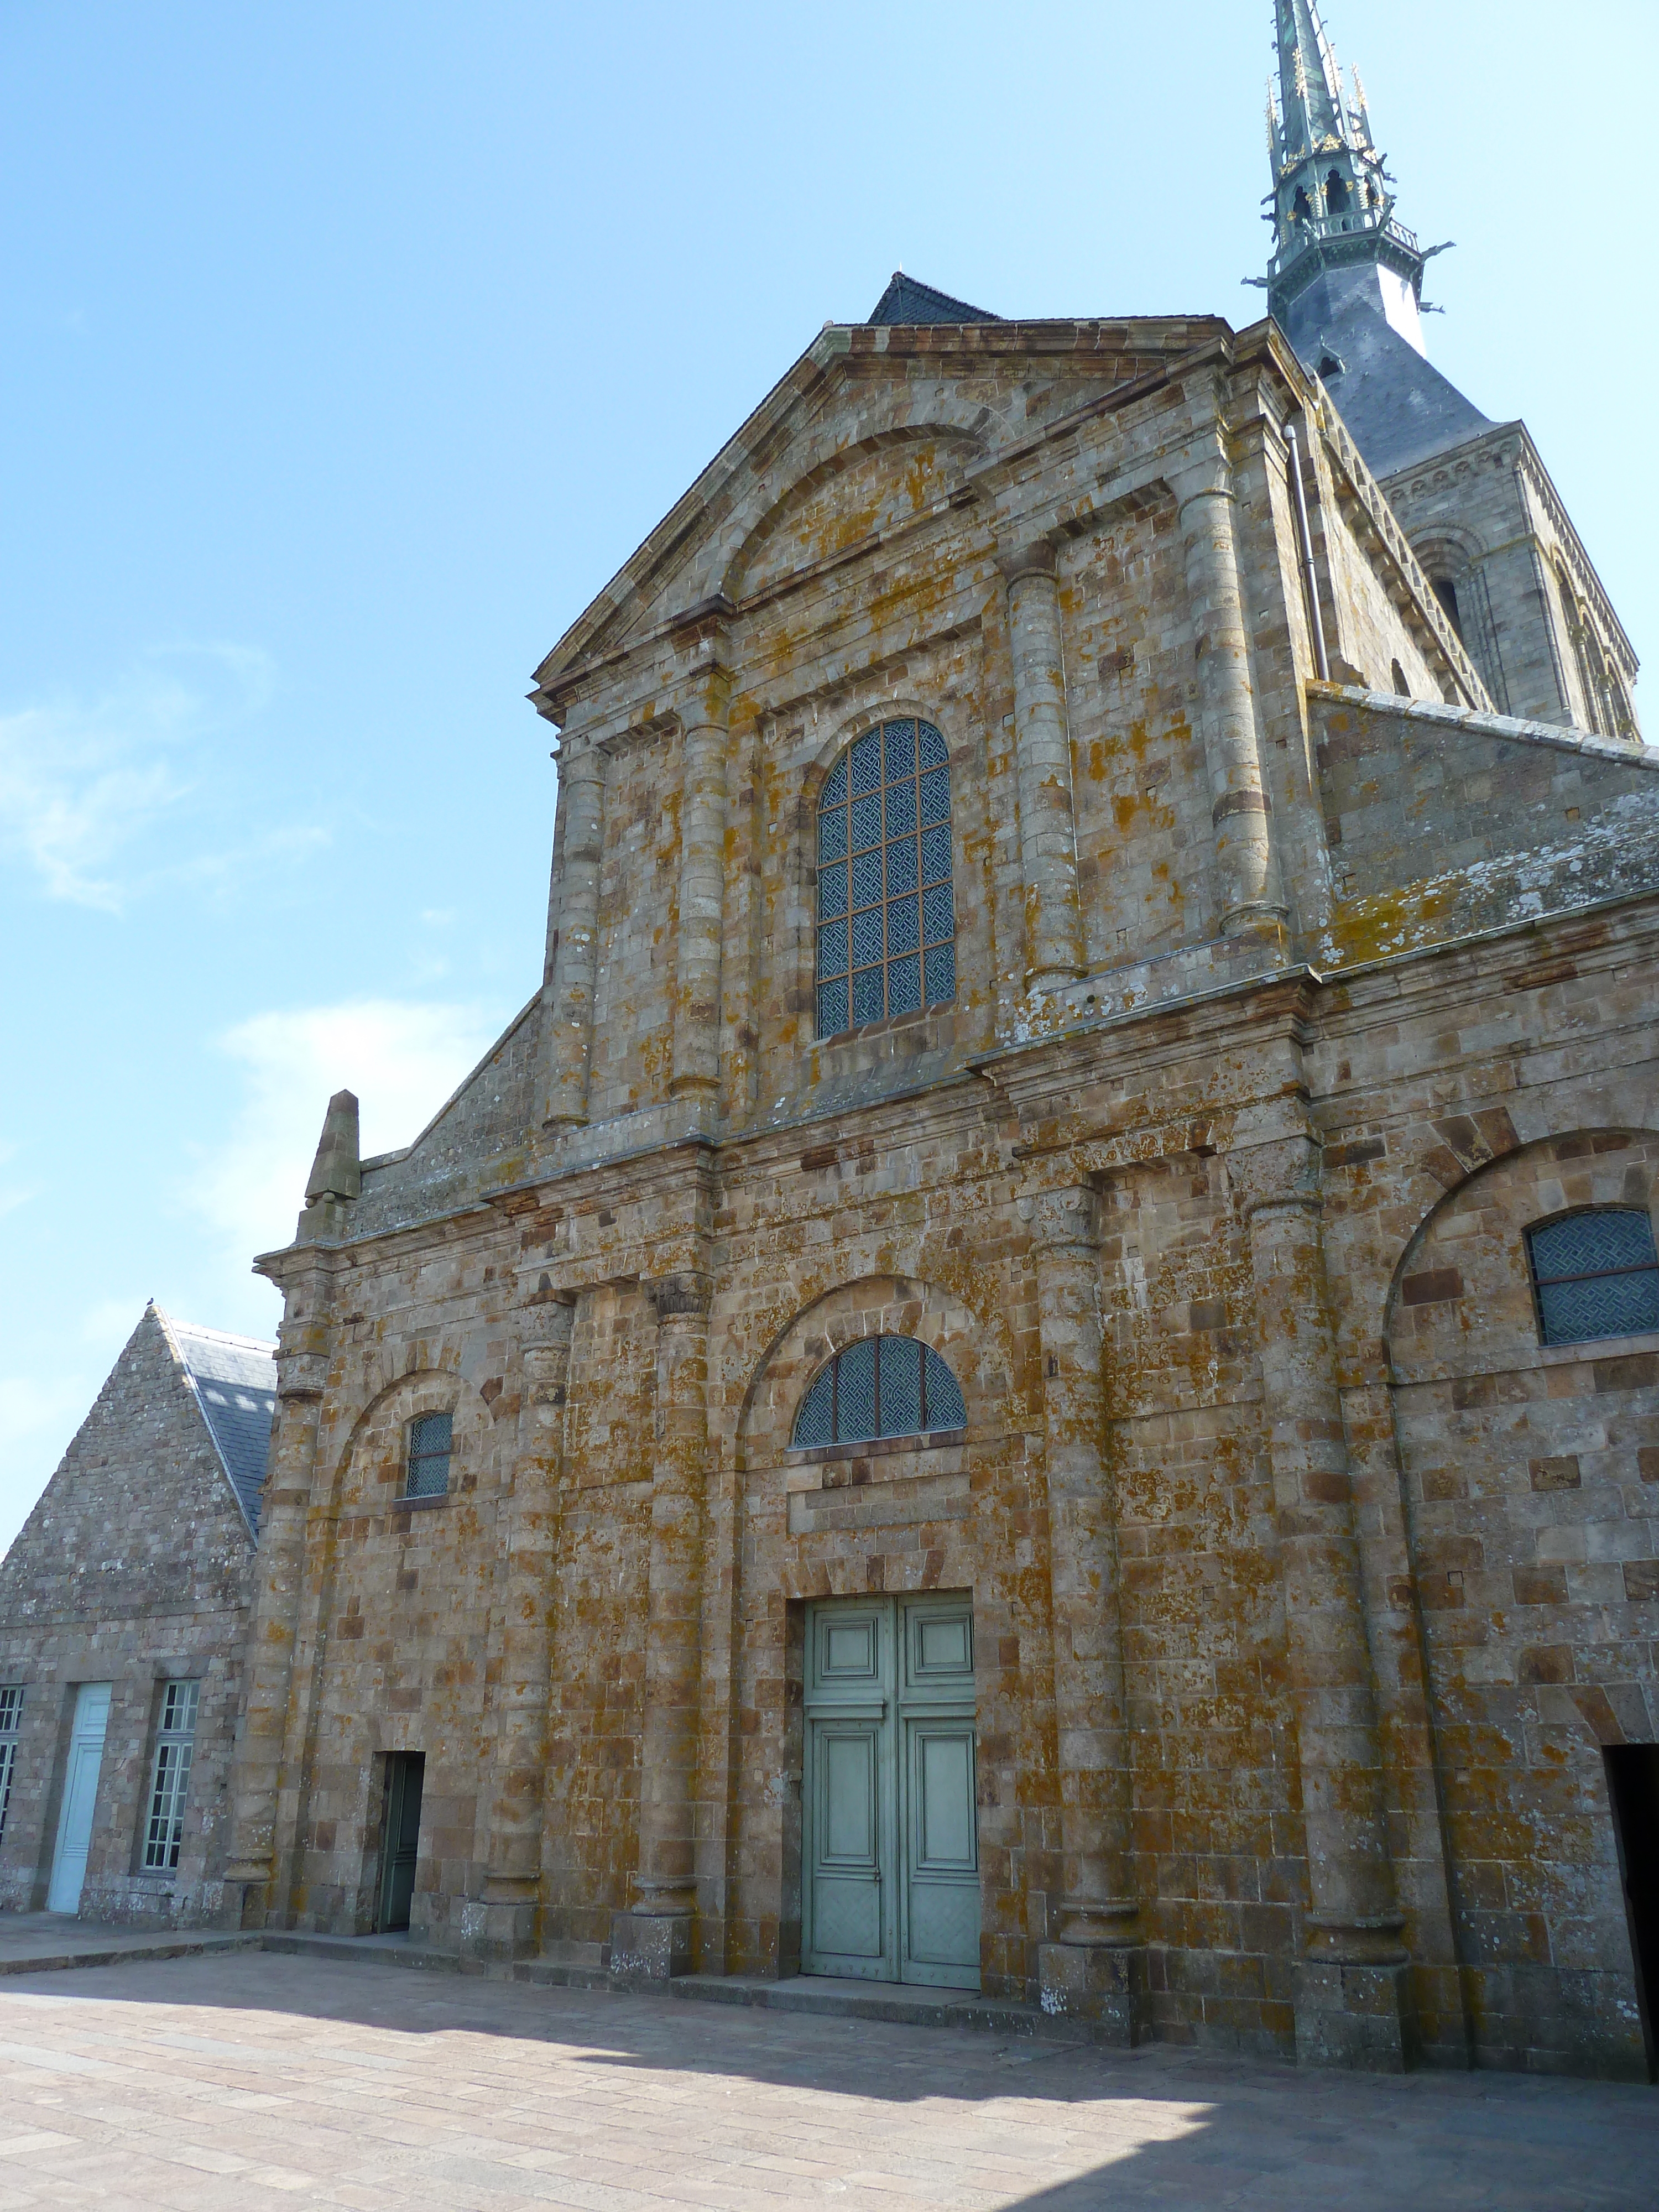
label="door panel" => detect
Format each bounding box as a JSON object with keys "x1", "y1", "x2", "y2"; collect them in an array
[
  {"x1": 904, "y1": 1719, "x2": 981, "y2": 1984},
  {"x1": 803, "y1": 1595, "x2": 979, "y2": 1990},
  {"x1": 378, "y1": 1752, "x2": 425, "y2": 1933},
  {"x1": 48, "y1": 1684, "x2": 112, "y2": 1915},
  {"x1": 808, "y1": 1723, "x2": 885, "y2": 1965}
]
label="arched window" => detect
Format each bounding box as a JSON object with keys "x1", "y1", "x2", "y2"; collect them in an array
[
  {"x1": 1292, "y1": 186, "x2": 1312, "y2": 225},
  {"x1": 815, "y1": 719, "x2": 955, "y2": 1037},
  {"x1": 792, "y1": 1335, "x2": 967, "y2": 1448},
  {"x1": 1527, "y1": 1210, "x2": 1659, "y2": 1346},
  {"x1": 1325, "y1": 170, "x2": 1351, "y2": 216}
]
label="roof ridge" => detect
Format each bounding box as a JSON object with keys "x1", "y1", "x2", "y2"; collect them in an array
[{"x1": 153, "y1": 1307, "x2": 278, "y2": 1354}]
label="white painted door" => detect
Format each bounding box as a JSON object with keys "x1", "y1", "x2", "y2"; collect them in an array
[{"x1": 48, "y1": 1683, "x2": 111, "y2": 1914}]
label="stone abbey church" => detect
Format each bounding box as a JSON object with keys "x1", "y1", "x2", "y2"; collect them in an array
[{"x1": 6, "y1": 0, "x2": 1659, "y2": 2081}]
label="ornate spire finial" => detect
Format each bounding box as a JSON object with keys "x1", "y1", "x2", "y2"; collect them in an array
[{"x1": 1264, "y1": 0, "x2": 1430, "y2": 354}]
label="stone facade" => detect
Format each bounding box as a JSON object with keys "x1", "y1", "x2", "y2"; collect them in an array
[
  {"x1": 1382, "y1": 426, "x2": 1640, "y2": 741},
  {"x1": 214, "y1": 301, "x2": 1659, "y2": 2084},
  {"x1": 0, "y1": 1307, "x2": 273, "y2": 1927}
]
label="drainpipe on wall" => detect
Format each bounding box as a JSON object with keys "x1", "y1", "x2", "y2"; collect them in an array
[{"x1": 1286, "y1": 419, "x2": 1331, "y2": 682}]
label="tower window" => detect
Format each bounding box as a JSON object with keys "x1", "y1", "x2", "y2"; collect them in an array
[
  {"x1": 143, "y1": 1679, "x2": 200, "y2": 1872},
  {"x1": 1325, "y1": 170, "x2": 1350, "y2": 216},
  {"x1": 815, "y1": 720, "x2": 956, "y2": 1038},
  {"x1": 1527, "y1": 1211, "x2": 1659, "y2": 1347},
  {"x1": 1431, "y1": 577, "x2": 1464, "y2": 643},
  {"x1": 1292, "y1": 187, "x2": 1312, "y2": 223},
  {"x1": 405, "y1": 1411, "x2": 453, "y2": 1499},
  {"x1": 792, "y1": 1335, "x2": 967, "y2": 1448}
]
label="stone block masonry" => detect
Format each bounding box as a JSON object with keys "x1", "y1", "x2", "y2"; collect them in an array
[{"x1": 215, "y1": 308, "x2": 1659, "y2": 2080}]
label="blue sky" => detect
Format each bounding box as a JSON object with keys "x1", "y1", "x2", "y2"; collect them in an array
[{"x1": 2, "y1": 0, "x2": 1653, "y2": 1551}]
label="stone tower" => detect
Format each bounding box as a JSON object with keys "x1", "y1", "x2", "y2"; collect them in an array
[{"x1": 1261, "y1": 0, "x2": 1640, "y2": 738}]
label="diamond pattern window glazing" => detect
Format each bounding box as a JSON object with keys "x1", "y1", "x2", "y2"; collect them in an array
[
  {"x1": 814, "y1": 719, "x2": 956, "y2": 1037},
  {"x1": 790, "y1": 1335, "x2": 969, "y2": 1448},
  {"x1": 1527, "y1": 1208, "x2": 1659, "y2": 1347}
]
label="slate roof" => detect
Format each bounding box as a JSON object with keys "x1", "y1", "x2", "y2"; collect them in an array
[
  {"x1": 1276, "y1": 264, "x2": 1493, "y2": 481},
  {"x1": 159, "y1": 1313, "x2": 278, "y2": 1534},
  {"x1": 866, "y1": 272, "x2": 1001, "y2": 326}
]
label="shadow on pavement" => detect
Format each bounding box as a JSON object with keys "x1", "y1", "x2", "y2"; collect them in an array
[{"x1": 0, "y1": 1948, "x2": 1654, "y2": 2209}]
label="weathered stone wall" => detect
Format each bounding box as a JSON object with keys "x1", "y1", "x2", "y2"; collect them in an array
[
  {"x1": 1384, "y1": 427, "x2": 1641, "y2": 740},
  {"x1": 1311, "y1": 686, "x2": 1659, "y2": 968},
  {"x1": 221, "y1": 310, "x2": 1658, "y2": 2078},
  {"x1": 0, "y1": 1308, "x2": 253, "y2": 1926},
  {"x1": 1386, "y1": 1131, "x2": 1659, "y2": 2074}
]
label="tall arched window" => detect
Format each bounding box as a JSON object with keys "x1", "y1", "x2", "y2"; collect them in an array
[
  {"x1": 815, "y1": 719, "x2": 955, "y2": 1037},
  {"x1": 1527, "y1": 1210, "x2": 1659, "y2": 1346},
  {"x1": 792, "y1": 1335, "x2": 967, "y2": 1448}
]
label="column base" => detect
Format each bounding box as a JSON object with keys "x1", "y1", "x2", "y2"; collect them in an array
[
  {"x1": 609, "y1": 1910, "x2": 693, "y2": 1983},
  {"x1": 1293, "y1": 1958, "x2": 1418, "y2": 2072},
  {"x1": 1037, "y1": 1942, "x2": 1149, "y2": 2045},
  {"x1": 463, "y1": 1882, "x2": 540, "y2": 1962}
]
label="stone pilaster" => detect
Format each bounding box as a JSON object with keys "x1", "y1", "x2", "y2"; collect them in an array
[
  {"x1": 1030, "y1": 1185, "x2": 1145, "y2": 2040},
  {"x1": 669, "y1": 661, "x2": 733, "y2": 1105},
  {"x1": 220, "y1": 1274, "x2": 333, "y2": 1928},
  {"x1": 1174, "y1": 450, "x2": 1287, "y2": 943},
  {"x1": 1001, "y1": 541, "x2": 1087, "y2": 992},
  {"x1": 537, "y1": 743, "x2": 607, "y2": 1129},
  {"x1": 474, "y1": 1293, "x2": 575, "y2": 1960},
  {"x1": 1231, "y1": 1131, "x2": 1417, "y2": 2070},
  {"x1": 611, "y1": 1269, "x2": 713, "y2": 1981}
]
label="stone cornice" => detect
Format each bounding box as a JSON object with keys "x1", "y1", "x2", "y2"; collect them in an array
[{"x1": 1306, "y1": 390, "x2": 1490, "y2": 709}]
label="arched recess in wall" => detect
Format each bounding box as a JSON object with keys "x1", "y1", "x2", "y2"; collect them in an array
[
  {"x1": 719, "y1": 424, "x2": 989, "y2": 604},
  {"x1": 1409, "y1": 526, "x2": 1505, "y2": 711},
  {"x1": 733, "y1": 1271, "x2": 1010, "y2": 1478},
  {"x1": 318, "y1": 1360, "x2": 492, "y2": 1522},
  {"x1": 1379, "y1": 1128, "x2": 1659, "y2": 2071}
]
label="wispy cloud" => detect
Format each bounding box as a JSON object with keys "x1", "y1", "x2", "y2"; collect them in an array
[
  {"x1": 192, "y1": 998, "x2": 510, "y2": 1267},
  {"x1": 0, "y1": 643, "x2": 307, "y2": 910}
]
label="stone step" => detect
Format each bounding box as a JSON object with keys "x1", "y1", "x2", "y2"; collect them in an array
[
  {"x1": 0, "y1": 1923, "x2": 259, "y2": 1978},
  {"x1": 260, "y1": 1929, "x2": 465, "y2": 1976},
  {"x1": 666, "y1": 1971, "x2": 1094, "y2": 2043}
]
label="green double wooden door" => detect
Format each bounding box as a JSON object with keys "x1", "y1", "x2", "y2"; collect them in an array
[{"x1": 802, "y1": 1594, "x2": 980, "y2": 1989}]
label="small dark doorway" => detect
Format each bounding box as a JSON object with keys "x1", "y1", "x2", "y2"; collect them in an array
[
  {"x1": 377, "y1": 1752, "x2": 425, "y2": 1934},
  {"x1": 1605, "y1": 1745, "x2": 1659, "y2": 2079}
]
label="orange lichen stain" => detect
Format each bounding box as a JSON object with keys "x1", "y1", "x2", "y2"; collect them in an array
[{"x1": 1327, "y1": 879, "x2": 1462, "y2": 967}]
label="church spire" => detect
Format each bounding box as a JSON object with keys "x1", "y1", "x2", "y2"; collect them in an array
[{"x1": 1265, "y1": 0, "x2": 1429, "y2": 355}]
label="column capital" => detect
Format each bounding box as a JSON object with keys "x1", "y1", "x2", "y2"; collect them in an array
[
  {"x1": 1228, "y1": 1133, "x2": 1323, "y2": 1222},
  {"x1": 551, "y1": 739, "x2": 608, "y2": 787},
  {"x1": 997, "y1": 536, "x2": 1058, "y2": 587},
  {"x1": 647, "y1": 1270, "x2": 714, "y2": 1322},
  {"x1": 1030, "y1": 1183, "x2": 1100, "y2": 1257}
]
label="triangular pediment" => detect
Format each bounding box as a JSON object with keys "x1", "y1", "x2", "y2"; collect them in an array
[{"x1": 531, "y1": 315, "x2": 1234, "y2": 699}]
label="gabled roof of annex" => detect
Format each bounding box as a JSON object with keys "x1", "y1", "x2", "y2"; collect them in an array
[{"x1": 155, "y1": 1309, "x2": 277, "y2": 1534}]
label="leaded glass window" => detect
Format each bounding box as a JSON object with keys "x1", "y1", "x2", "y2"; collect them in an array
[
  {"x1": 0, "y1": 1685, "x2": 19, "y2": 1846},
  {"x1": 406, "y1": 1411, "x2": 452, "y2": 1499},
  {"x1": 1527, "y1": 1210, "x2": 1659, "y2": 1347},
  {"x1": 792, "y1": 1335, "x2": 967, "y2": 1448},
  {"x1": 816, "y1": 719, "x2": 955, "y2": 1037},
  {"x1": 143, "y1": 1679, "x2": 200, "y2": 1872}
]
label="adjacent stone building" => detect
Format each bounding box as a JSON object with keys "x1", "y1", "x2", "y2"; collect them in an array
[
  {"x1": 0, "y1": 1306, "x2": 274, "y2": 1927},
  {"x1": 196, "y1": 0, "x2": 1659, "y2": 2082}
]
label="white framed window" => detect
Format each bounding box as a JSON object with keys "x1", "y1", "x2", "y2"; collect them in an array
[
  {"x1": 143, "y1": 1679, "x2": 200, "y2": 1872},
  {"x1": 0, "y1": 1684, "x2": 20, "y2": 1845}
]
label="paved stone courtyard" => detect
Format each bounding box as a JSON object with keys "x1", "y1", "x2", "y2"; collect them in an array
[{"x1": 0, "y1": 1955, "x2": 1653, "y2": 2209}]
